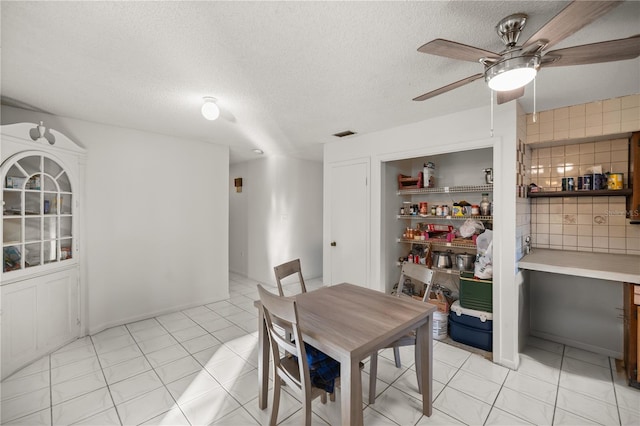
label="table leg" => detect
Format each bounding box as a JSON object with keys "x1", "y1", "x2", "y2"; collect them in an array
[
  {"x1": 340, "y1": 357, "x2": 363, "y2": 426},
  {"x1": 368, "y1": 351, "x2": 378, "y2": 404},
  {"x1": 416, "y1": 315, "x2": 433, "y2": 416},
  {"x1": 258, "y1": 305, "x2": 269, "y2": 410}
]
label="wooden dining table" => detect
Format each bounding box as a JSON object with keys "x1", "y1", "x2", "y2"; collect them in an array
[{"x1": 256, "y1": 283, "x2": 436, "y2": 426}]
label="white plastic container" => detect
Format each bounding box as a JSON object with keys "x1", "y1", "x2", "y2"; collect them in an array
[
  {"x1": 432, "y1": 310, "x2": 448, "y2": 340},
  {"x1": 423, "y1": 162, "x2": 436, "y2": 188}
]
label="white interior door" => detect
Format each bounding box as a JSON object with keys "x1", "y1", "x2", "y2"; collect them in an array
[{"x1": 329, "y1": 161, "x2": 369, "y2": 287}]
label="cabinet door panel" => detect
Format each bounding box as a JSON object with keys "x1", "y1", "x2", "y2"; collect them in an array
[
  {"x1": 1, "y1": 269, "x2": 80, "y2": 379},
  {"x1": 1, "y1": 283, "x2": 39, "y2": 373},
  {"x1": 38, "y1": 269, "x2": 79, "y2": 349}
]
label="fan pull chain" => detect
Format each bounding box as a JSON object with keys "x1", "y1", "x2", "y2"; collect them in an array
[
  {"x1": 490, "y1": 90, "x2": 494, "y2": 137},
  {"x1": 533, "y1": 78, "x2": 537, "y2": 123}
]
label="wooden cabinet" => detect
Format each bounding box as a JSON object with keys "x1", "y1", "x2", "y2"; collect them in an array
[
  {"x1": 1, "y1": 123, "x2": 85, "y2": 379},
  {"x1": 624, "y1": 282, "x2": 640, "y2": 387},
  {"x1": 630, "y1": 132, "x2": 640, "y2": 224}
]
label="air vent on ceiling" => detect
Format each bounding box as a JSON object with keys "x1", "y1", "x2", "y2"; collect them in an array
[{"x1": 333, "y1": 130, "x2": 356, "y2": 138}]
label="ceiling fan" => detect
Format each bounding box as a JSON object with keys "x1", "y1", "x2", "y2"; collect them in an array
[{"x1": 413, "y1": 1, "x2": 640, "y2": 104}]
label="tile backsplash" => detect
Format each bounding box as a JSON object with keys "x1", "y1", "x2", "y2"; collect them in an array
[
  {"x1": 530, "y1": 138, "x2": 629, "y2": 191},
  {"x1": 526, "y1": 100, "x2": 639, "y2": 254},
  {"x1": 531, "y1": 196, "x2": 640, "y2": 255},
  {"x1": 526, "y1": 94, "x2": 640, "y2": 143},
  {"x1": 527, "y1": 94, "x2": 640, "y2": 255}
]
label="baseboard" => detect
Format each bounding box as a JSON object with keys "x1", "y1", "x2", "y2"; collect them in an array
[
  {"x1": 530, "y1": 330, "x2": 622, "y2": 359},
  {"x1": 88, "y1": 295, "x2": 229, "y2": 336}
]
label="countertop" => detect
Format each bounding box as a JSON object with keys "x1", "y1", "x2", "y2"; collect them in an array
[{"x1": 519, "y1": 248, "x2": 640, "y2": 284}]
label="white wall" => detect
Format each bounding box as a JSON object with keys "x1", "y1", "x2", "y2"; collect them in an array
[
  {"x1": 529, "y1": 271, "x2": 623, "y2": 358},
  {"x1": 323, "y1": 104, "x2": 522, "y2": 369},
  {"x1": 229, "y1": 162, "x2": 250, "y2": 276},
  {"x1": 516, "y1": 104, "x2": 532, "y2": 352},
  {"x1": 1, "y1": 106, "x2": 230, "y2": 334},
  {"x1": 229, "y1": 156, "x2": 323, "y2": 284}
]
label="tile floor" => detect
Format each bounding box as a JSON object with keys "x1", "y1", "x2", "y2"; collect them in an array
[{"x1": 1, "y1": 273, "x2": 639, "y2": 425}]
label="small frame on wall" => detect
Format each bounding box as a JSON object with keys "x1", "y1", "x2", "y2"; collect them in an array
[{"x1": 234, "y1": 177, "x2": 243, "y2": 193}]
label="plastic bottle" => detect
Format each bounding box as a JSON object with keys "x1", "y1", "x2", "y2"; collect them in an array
[{"x1": 423, "y1": 162, "x2": 436, "y2": 188}]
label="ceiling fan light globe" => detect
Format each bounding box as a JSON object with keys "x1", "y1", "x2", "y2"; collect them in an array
[
  {"x1": 488, "y1": 68, "x2": 537, "y2": 91},
  {"x1": 201, "y1": 98, "x2": 220, "y2": 120},
  {"x1": 485, "y1": 55, "x2": 539, "y2": 91}
]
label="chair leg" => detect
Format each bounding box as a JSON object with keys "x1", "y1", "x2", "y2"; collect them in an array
[
  {"x1": 369, "y1": 351, "x2": 378, "y2": 404},
  {"x1": 415, "y1": 343, "x2": 422, "y2": 394},
  {"x1": 270, "y1": 377, "x2": 281, "y2": 426},
  {"x1": 320, "y1": 392, "x2": 327, "y2": 404},
  {"x1": 329, "y1": 391, "x2": 335, "y2": 402},
  {"x1": 393, "y1": 346, "x2": 402, "y2": 368},
  {"x1": 303, "y1": 394, "x2": 312, "y2": 426}
]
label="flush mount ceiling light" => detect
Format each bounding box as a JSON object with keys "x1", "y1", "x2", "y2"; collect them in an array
[
  {"x1": 201, "y1": 97, "x2": 220, "y2": 121},
  {"x1": 252, "y1": 149, "x2": 264, "y2": 155}
]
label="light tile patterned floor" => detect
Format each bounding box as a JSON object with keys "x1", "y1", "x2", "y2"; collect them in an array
[{"x1": 1, "y1": 273, "x2": 639, "y2": 425}]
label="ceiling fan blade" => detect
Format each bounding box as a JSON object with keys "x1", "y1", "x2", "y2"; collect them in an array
[
  {"x1": 522, "y1": 1, "x2": 623, "y2": 51},
  {"x1": 418, "y1": 39, "x2": 499, "y2": 62},
  {"x1": 413, "y1": 73, "x2": 484, "y2": 101},
  {"x1": 497, "y1": 87, "x2": 525, "y2": 105},
  {"x1": 542, "y1": 35, "x2": 640, "y2": 67}
]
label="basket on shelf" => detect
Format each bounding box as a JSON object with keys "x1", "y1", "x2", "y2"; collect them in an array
[{"x1": 398, "y1": 172, "x2": 423, "y2": 190}]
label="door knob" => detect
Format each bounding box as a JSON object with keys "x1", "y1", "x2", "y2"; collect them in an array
[{"x1": 331, "y1": 242, "x2": 337, "y2": 247}]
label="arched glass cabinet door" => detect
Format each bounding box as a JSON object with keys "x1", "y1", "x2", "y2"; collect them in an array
[{"x1": 2, "y1": 153, "x2": 74, "y2": 272}]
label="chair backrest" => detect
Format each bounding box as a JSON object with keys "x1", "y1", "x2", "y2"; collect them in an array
[
  {"x1": 273, "y1": 258, "x2": 307, "y2": 296},
  {"x1": 396, "y1": 262, "x2": 435, "y2": 302},
  {"x1": 257, "y1": 284, "x2": 312, "y2": 395}
]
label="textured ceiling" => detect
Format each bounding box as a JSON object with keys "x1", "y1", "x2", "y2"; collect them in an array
[{"x1": 2, "y1": 1, "x2": 639, "y2": 163}]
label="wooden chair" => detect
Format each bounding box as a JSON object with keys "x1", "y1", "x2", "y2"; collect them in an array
[
  {"x1": 273, "y1": 259, "x2": 308, "y2": 345},
  {"x1": 257, "y1": 284, "x2": 334, "y2": 425},
  {"x1": 273, "y1": 258, "x2": 307, "y2": 296},
  {"x1": 368, "y1": 262, "x2": 435, "y2": 403}
]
